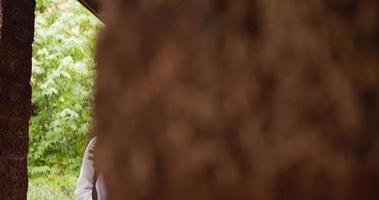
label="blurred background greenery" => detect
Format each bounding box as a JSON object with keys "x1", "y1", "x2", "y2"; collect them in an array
[{"x1": 28, "y1": 0, "x2": 101, "y2": 199}]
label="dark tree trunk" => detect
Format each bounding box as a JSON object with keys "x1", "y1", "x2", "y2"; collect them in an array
[
  {"x1": 0, "y1": 0, "x2": 35, "y2": 199},
  {"x1": 95, "y1": 0, "x2": 379, "y2": 199}
]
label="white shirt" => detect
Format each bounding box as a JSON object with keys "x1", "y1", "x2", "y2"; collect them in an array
[{"x1": 76, "y1": 137, "x2": 107, "y2": 200}]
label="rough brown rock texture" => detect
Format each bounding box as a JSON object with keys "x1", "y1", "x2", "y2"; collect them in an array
[
  {"x1": 95, "y1": 0, "x2": 379, "y2": 199},
  {"x1": 0, "y1": 0, "x2": 35, "y2": 199}
]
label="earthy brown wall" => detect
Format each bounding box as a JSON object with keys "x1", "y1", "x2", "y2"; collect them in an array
[
  {"x1": 0, "y1": 0, "x2": 35, "y2": 199},
  {"x1": 95, "y1": 0, "x2": 379, "y2": 199}
]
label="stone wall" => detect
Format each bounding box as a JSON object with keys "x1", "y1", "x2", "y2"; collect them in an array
[
  {"x1": 0, "y1": 0, "x2": 35, "y2": 199},
  {"x1": 95, "y1": 0, "x2": 379, "y2": 199}
]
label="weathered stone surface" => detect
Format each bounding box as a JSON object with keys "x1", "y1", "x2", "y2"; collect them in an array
[
  {"x1": 0, "y1": 118, "x2": 29, "y2": 157},
  {"x1": 0, "y1": 158, "x2": 28, "y2": 200},
  {"x1": 95, "y1": 0, "x2": 379, "y2": 199},
  {"x1": 0, "y1": 0, "x2": 35, "y2": 199}
]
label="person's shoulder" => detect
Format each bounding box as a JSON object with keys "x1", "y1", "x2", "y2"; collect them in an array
[
  {"x1": 90, "y1": 136, "x2": 97, "y2": 144},
  {"x1": 87, "y1": 136, "x2": 97, "y2": 150}
]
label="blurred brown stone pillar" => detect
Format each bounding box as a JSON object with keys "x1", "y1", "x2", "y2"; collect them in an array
[
  {"x1": 0, "y1": 0, "x2": 35, "y2": 199},
  {"x1": 95, "y1": 0, "x2": 379, "y2": 199}
]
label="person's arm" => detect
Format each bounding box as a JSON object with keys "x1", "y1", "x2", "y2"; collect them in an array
[{"x1": 76, "y1": 137, "x2": 97, "y2": 200}]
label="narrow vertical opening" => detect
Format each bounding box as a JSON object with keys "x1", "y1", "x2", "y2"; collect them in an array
[{"x1": 28, "y1": 0, "x2": 101, "y2": 198}]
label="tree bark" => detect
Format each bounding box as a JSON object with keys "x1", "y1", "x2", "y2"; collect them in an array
[{"x1": 0, "y1": 0, "x2": 35, "y2": 199}]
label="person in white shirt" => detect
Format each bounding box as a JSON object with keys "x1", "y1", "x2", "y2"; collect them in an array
[{"x1": 76, "y1": 137, "x2": 107, "y2": 200}]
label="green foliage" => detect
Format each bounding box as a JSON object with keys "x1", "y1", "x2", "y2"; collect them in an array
[
  {"x1": 28, "y1": 175, "x2": 76, "y2": 200},
  {"x1": 29, "y1": 0, "x2": 101, "y2": 181}
]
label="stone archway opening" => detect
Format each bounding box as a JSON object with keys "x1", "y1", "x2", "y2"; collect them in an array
[
  {"x1": 0, "y1": 0, "x2": 102, "y2": 199},
  {"x1": 27, "y1": 0, "x2": 103, "y2": 199},
  {"x1": 2, "y1": 0, "x2": 379, "y2": 200}
]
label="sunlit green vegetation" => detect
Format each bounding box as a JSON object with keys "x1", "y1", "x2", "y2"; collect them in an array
[{"x1": 28, "y1": 0, "x2": 101, "y2": 198}]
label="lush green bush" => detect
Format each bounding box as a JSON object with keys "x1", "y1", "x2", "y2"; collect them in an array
[
  {"x1": 28, "y1": 0, "x2": 100, "y2": 197},
  {"x1": 28, "y1": 176, "x2": 76, "y2": 200}
]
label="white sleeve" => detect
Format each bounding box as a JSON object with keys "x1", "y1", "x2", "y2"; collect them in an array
[{"x1": 76, "y1": 137, "x2": 97, "y2": 200}]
